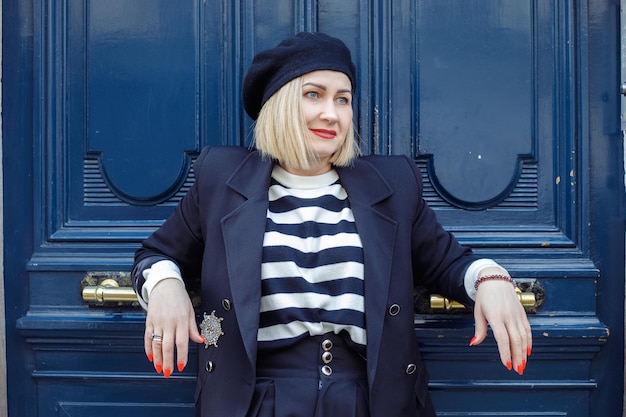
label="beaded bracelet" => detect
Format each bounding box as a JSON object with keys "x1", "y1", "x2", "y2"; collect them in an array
[{"x1": 474, "y1": 274, "x2": 515, "y2": 291}]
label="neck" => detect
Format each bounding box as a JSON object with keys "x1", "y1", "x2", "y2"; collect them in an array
[{"x1": 280, "y1": 161, "x2": 332, "y2": 176}]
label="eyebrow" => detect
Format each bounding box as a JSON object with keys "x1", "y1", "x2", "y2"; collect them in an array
[{"x1": 303, "y1": 82, "x2": 352, "y2": 95}]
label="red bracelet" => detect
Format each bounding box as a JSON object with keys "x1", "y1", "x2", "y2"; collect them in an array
[{"x1": 474, "y1": 274, "x2": 515, "y2": 291}]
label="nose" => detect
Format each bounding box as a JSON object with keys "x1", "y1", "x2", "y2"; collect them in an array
[{"x1": 320, "y1": 99, "x2": 338, "y2": 123}]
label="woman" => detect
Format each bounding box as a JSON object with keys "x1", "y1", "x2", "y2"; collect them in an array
[{"x1": 132, "y1": 32, "x2": 531, "y2": 417}]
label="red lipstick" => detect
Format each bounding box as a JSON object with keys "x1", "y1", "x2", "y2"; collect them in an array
[{"x1": 310, "y1": 129, "x2": 337, "y2": 139}]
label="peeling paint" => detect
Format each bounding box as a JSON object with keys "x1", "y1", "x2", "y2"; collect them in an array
[{"x1": 555, "y1": 176, "x2": 561, "y2": 185}]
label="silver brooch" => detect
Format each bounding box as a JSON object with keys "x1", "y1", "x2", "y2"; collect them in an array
[{"x1": 199, "y1": 310, "x2": 224, "y2": 349}]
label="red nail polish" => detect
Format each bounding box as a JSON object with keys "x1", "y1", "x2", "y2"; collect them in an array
[
  {"x1": 178, "y1": 362, "x2": 185, "y2": 372},
  {"x1": 516, "y1": 363, "x2": 524, "y2": 375},
  {"x1": 506, "y1": 361, "x2": 512, "y2": 371},
  {"x1": 527, "y1": 345, "x2": 532, "y2": 356},
  {"x1": 164, "y1": 368, "x2": 172, "y2": 378},
  {"x1": 147, "y1": 353, "x2": 154, "y2": 363},
  {"x1": 155, "y1": 364, "x2": 163, "y2": 374},
  {"x1": 469, "y1": 336, "x2": 478, "y2": 346}
]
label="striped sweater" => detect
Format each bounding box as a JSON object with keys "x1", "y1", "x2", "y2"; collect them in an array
[{"x1": 257, "y1": 165, "x2": 366, "y2": 354}]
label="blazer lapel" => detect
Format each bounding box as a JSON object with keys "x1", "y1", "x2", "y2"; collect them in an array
[
  {"x1": 221, "y1": 152, "x2": 273, "y2": 366},
  {"x1": 338, "y1": 159, "x2": 396, "y2": 383}
]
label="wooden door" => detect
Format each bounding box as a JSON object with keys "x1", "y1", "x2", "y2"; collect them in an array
[{"x1": 3, "y1": 1, "x2": 623, "y2": 415}]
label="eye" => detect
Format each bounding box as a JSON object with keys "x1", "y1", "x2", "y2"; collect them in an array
[
  {"x1": 337, "y1": 96, "x2": 351, "y2": 105},
  {"x1": 304, "y1": 91, "x2": 319, "y2": 99}
]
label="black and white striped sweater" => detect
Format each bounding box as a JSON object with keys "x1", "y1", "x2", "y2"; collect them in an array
[{"x1": 257, "y1": 165, "x2": 366, "y2": 354}]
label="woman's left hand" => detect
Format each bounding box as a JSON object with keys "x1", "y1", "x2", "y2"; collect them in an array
[{"x1": 471, "y1": 275, "x2": 532, "y2": 375}]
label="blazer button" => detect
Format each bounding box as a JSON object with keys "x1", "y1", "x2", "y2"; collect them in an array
[
  {"x1": 222, "y1": 298, "x2": 232, "y2": 311},
  {"x1": 405, "y1": 363, "x2": 417, "y2": 375},
  {"x1": 205, "y1": 360, "x2": 214, "y2": 373},
  {"x1": 388, "y1": 304, "x2": 401, "y2": 316}
]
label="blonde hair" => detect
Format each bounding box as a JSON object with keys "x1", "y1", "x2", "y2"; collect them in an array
[{"x1": 253, "y1": 76, "x2": 359, "y2": 171}]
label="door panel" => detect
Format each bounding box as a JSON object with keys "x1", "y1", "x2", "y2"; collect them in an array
[
  {"x1": 3, "y1": 0, "x2": 623, "y2": 416},
  {"x1": 418, "y1": 1, "x2": 533, "y2": 206},
  {"x1": 68, "y1": 0, "x2": 200, "y2": 230},
  {"x1": 84, "y1": 1, "x2": 198, "y2": 205}
]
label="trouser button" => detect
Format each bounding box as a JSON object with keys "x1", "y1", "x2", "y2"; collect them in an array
[{"x1": 321, "y1": 339, "x2": 333, "y2": 351}]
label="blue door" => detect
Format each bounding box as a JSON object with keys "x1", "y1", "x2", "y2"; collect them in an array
[{"x1": 3, "y1": 1, "x2": 623, "y2": 416}]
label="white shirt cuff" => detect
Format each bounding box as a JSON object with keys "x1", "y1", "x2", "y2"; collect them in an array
[
  {"x1": 464, "y1": 258, "x2": 506, "y2": 301},
  {"x1": 138, "y1": 260, "x2": 184, "y2": 309}
]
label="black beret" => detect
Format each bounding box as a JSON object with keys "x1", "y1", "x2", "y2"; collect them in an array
[{"x1": 242, "y1": 32, "x2": 356, "y2": 120}]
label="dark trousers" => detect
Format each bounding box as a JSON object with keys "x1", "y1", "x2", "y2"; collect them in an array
[{"x1": 247, "y1": 333, "x2": 370, "y2": 417}]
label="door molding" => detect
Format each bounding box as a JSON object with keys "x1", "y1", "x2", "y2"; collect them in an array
[
  {"x1": 0, "y1": 0, "x2": 8, "y2": 412},
  {"x1": 622, "y1": 0, "x2": 626, "y2": 414},
  {"x1": 622, "y1": 0, "x2": 626, "y2": 415}
]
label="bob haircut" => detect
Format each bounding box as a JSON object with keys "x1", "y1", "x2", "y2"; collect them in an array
[{"x1": 253, "y1": 75, "x2": 360, "y2": 171}]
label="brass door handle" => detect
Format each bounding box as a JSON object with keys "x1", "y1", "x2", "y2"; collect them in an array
[
  {"x1": 82, "y1": 279, "x2": 138, "y2": 303},
  {"x1": 80, "y1": 272, "x2": 139, "y2": 306},
  {"x1": 430, "y1": 286, "x2": 540, "y2": 313},
  {"x1": 80, "y1": 272, "x2": 201, "y2": 308}
]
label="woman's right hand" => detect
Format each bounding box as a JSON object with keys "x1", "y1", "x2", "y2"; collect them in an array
[{"x1": 144, "y1": 278, "x2": 205, "y2": 377}]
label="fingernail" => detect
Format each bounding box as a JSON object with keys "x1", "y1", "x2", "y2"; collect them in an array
[
  {"x1": 469, "y1": 336, "x2": 478, "y2": 346},
  {"x1": 527, "y1": 345, "x2": 532, "y2": 356},
  {"x1": 164, "y1": 368, "x2": 172, "y2": 378},
  {"x1": 147, "y1": 353, "x2": 154, "y2": 363},
  {"x1": 178, "y1": 362, "x2": 185, "y2": 372},
  {"x1": 155, "y1": 364, "x2": 163, "y2": 374},
  {"x1": 516, "y1": 363, "x2": 524, "y2": 375},
  {"x1": 506, "y1": 361, "x2": 512, "y2": 371}
]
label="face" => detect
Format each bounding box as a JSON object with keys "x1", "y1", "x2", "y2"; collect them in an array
[{"x1": 295, "y1": 70, "x2": 353, "y2": 175}]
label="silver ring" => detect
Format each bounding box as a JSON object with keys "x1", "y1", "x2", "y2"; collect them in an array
[{"x1": 151, "y1": 333, "x2": 162, "y2": 342}]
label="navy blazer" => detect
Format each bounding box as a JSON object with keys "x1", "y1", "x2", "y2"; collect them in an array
[{"x1": 134, "y1": 146, "x2": 477, "y2": 417}]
